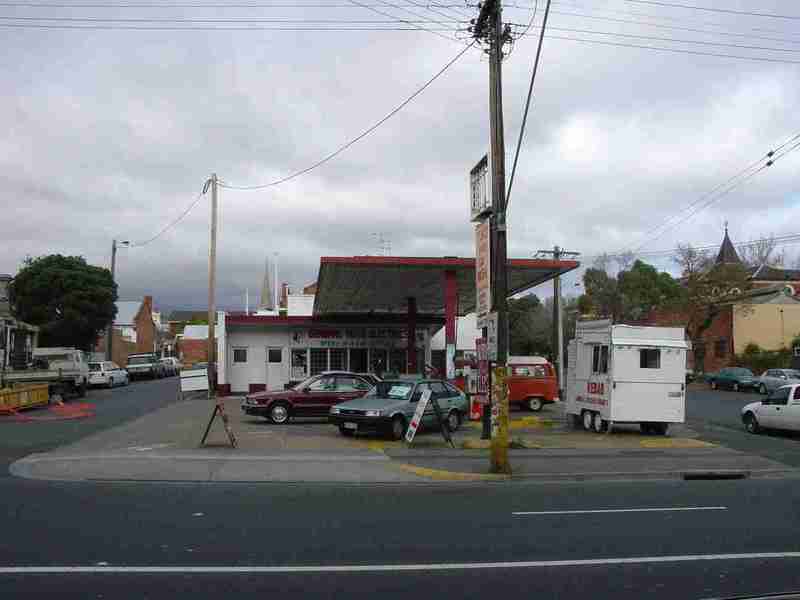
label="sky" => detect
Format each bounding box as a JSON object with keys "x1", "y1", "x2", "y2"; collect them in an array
[{"x1": 2, "y1": 0, "x2": 800, "y2": 313}]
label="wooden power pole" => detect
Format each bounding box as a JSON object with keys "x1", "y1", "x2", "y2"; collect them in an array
[{"x1": 473, "y1": 0, "x2": 511, "y2": 474}]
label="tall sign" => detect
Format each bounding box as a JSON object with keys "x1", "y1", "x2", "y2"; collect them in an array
[
  {"x1": 470, "y1": 154, "x2": 492, "y2": 222},
  {"x1": 475, "y1": 220, "x2": 491, "y2": 316}
]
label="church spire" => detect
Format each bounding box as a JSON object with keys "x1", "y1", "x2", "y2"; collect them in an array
[{"x1": 715, "y1": 223, "x2": 741, "y2": 265}]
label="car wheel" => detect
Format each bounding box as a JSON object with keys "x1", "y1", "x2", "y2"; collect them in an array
[
  {"x1": 759, "y1": 383, "x2": 767, "y2": 395},
  {"x1": 744, "y1": 412, "x2": 761, "y2": 434},
  {"x1": 76, "y1": 383, "x2": 87, "y2": 398},
  {"x1": 107, "y1": 377, "x2": 114, "y2": 389},
  {"x1": 390, "y1": 416, "x2": 407, "y2": 441},
  {"x1": 582, "y1": 410, "x2": 594, "y2": 431},
  {"x1": 269, "y1": 401, "x2": 291, "y2": 425},
  {"x1": 447, "y1": 409, "x2": 461, "y2": 432},
  {"x1": 710, "y1": 381, "x2": 717, "y2": 390},
  {"x1": 339, "y1": 426, "x2": 355, "y2": 437},
  {"x1": 733, "y1": 382, "x2": 740, "y2": 392},
  {"x1": 527, "y1": 397, "x2": 543, "y2": 412},
  {"x1": 592, "y1": 412, "x2": 608, "y2": 433}
]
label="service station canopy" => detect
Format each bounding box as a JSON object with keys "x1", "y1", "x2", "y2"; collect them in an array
[{"x1": 313, "y1": 256, "x2": 580, "y2": 319}]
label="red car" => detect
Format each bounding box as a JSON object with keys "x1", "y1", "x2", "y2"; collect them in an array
[{"x1": 241, "y1": 371, "x2": 374, "y2": 424}]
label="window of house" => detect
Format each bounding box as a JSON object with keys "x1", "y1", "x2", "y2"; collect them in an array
[
  {"x1": 714, "y1": 338, "x2": 728, "y2": 358},
  {"x1": 640, "y1": 348, "x2": 661, "y2": 369},
  {"x1": 268, "y1": 348, "x2": 282, "y2": 363},
  {"x1": 233, "y1": 348, "x2": 247, "y2": 363}
]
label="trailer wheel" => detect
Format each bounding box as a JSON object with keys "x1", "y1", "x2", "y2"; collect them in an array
[
  {"x1": 582, "y1": 410, "x2": 594, "y2": 431},
  {"x1": 653, "y1": 423, "x2": 669, "y2": 436},
  {"x1": 640, "y1": 423, "x2": 652, "y2": 435},
  {"x1": 592, "y1": 412, "x2": 608, "y2": 433}
]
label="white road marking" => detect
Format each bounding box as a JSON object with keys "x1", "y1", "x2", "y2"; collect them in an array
[
  {"x1": 513, "y1": 506, "x2": 727, "y2": 516},
  {"x1": 1, "y1": 552, "x2": 799, "y2": 574}
]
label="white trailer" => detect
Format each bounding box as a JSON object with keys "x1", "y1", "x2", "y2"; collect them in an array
[{"x1": 565, "y1": 319, "x2": 688, "y2": 435}]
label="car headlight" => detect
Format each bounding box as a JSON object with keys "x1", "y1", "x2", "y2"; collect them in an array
[
  {"x1": 365, "y1": 409, "x2": 382, "y2": 417},
  {"x1": 330, "y1": 407, "x2": 341, "y2": 415}
]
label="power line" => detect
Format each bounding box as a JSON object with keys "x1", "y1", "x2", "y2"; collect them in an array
[
  {"x1": 545, "y1": 34, "x2": 800, "y2": 64},
  {"x1": 345, "y1": 0, "x2": 463, "y2": 42},
  {"x1": 506, "y1": 0, "x2": 550, "y2": 210},
  {"x1": 619, "y1": 0, "x2": 800, "y2": 21},
  {"x1": 0, "y1": 16, "x2": 464, "y2": 22},
  {"x1": 219, "y1": 40, "x2": 475, "y2": 190},
  {"x1": 130, "y1": 190, "x2": 206, "y2": 247},
  {"x1": 0, "y1": 1, "x2": 475, "y2": 5},
  {"x1": 0, "y1": 21, "x2": 458, "y2": 28}
]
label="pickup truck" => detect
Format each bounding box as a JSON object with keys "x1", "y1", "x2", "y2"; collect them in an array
[
  {"x1": 1, "y1": 347, "x2": 90, "y2": 398},
  {"x1": 126, "y1": 352, "x2": 165, "y2": 380}
]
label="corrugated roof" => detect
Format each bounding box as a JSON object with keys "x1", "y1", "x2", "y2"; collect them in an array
[
  {"x1": 114, "y1": 301, "x2": 142, "y2": 326},
  {"x1": 749, "y1": 265, "x2": 800, "y2": 282}
]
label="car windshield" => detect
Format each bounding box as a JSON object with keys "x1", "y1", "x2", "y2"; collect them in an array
[
  {"x1": 128, "y1": 356, "x2": 153, "y2": 365},
  {"x1": 364, "y1": 382, "x2": 414, "y2": 401},
  {"x1": 88, "y1": 363, "x2": 101, "y2": 372},
  {"x1": 733, "y1": 368, "x2": 753, "y2": 376}
]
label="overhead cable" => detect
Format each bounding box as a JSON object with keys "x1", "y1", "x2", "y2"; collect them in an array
[
  {"x1": 620, "y1": 0, "x2": 800, "y2": 21},
  {"x1": 219, "y1": 40, "x2": 475, "y2": 190}
]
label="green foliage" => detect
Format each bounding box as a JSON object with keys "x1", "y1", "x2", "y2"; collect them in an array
[
  {"x1": 580, "y1": 260, "x2": 683, "y2": 322},
  {"x1": 9, "y1": 254, "x2": 117, "y2": 350},
  {"x1": 734, "y1": 344, "x2": 791, "y2": 374},
  {"x1": 507, "y1": 294, "x2": 579, "y2": 361}
]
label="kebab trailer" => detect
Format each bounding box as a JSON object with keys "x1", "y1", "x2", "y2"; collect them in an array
[{"x1": 566, "y1": 319, "x2": 688, "y2": 435}]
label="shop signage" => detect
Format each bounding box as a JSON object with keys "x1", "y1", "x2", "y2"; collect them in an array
[
  {"x1": 476, "y1": 338, "x2": 489, "y2": 396},
  {"x1": 290, "y1": 328, "x2": 426, "y2": 349},
  {"x1": 469, "y1": 153, "x2": 492, "y2": 222},
  {"x1": 405, "y1": 389, "x2": 432, "y2": 443},
  {"x1": 485, "y1": 312, "x2": 498, "y2": 361},
  {"x1": 475, "y1": 221, "x2": 491, "y2": 316}
]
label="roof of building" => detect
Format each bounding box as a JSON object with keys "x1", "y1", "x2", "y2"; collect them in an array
[
  {"x1": 313, "y1": 256, "x2": 580, "y2": 317},
  {"x1": 722, "y1": 284, "x2": 800, "y2": 305},
  {"x1": 114, "y1": 301, "x2": 142, "y2": 326},
  {"x1": 716, "y1": 228, "x2": 742, "y2": 265},
  {"x1": 749, "y1": 265, "x2": 800, "y2": 282}
]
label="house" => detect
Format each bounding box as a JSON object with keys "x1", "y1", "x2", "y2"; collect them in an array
[
  {"x1": 0, "y1": 274, "x2": 39, "y2": 370},
  {"x1": 166, "y1": 310, "x2": 208, "y2": 337},
  {"x1": 176, "y1": 324, "x2": 214, "y2": 366},
  {"x1": 95, "y1": 296, "x2": 157, "y2": 366}
]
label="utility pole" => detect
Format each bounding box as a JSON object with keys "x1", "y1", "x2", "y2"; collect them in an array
[
  {"x1": 107, "y1": 238, "x2": 129, "y2": 361},
  {"x1": 537, "y1": 246, "x2": 580, "y2": 399},
  {"x1": 473, "y1": 0, "x2": 511, "y2": 474},
  {"x1": 207, "y1": 173, "x2": 218, "y2": 390}
]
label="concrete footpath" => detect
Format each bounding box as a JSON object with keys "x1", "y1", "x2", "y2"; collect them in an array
[{"x1": 7, "y1": 395, "x2": 799, "y2": 484}]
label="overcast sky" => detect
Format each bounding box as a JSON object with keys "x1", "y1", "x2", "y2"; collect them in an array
[{"x1": 2, "y1": 0, "x2": 799, "y2": 312}]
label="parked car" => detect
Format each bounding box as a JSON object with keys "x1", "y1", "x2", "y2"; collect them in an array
[
  {"x1": 755, "y1": 368, "x2": 800, "y2": 395},
  {"x1": 126, "y1": 352, "x2": 165, "y2": 380},
  {"x1": 329, "y1": 378, "x2": 469, "y2": 440},
  {"x1": 706, "y1": 367, "x2": 758, "y2": 392},
  {"x1": 742, "y1": 384, "x2": 800, "y2": 434},
  {"x1": 88, "y1": 361, "x2": 129, "y2": 388},
  {"x1": 241, "y1": 371, "x2": 375, "y2": 424},
  {"x1": 160, "y1": 357, "x2": 181, "y2": 377}
]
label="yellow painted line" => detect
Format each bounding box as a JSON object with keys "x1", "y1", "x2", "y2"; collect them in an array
[
  {"x1": 640, "y1": 438, "x2": 715, "y2": 449},
  {"x1": 397, "y1": 463, "x2": 511, "y2": 482}
]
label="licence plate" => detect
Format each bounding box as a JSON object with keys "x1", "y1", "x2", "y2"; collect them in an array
[{"x1": 343, "y1": 422, "x2": 358, "y2": 430}]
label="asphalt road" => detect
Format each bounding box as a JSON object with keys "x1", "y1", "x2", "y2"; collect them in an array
[
  {"x1": 0, "y1": 376, "x2": 181, "y2": 474},
  {"x1": 3, "y1": 382, "x2": 800, "y2": 598},
  {"x1": 2, "y1": 476, "x2": 800, "y2": 598},
  {"x1": 686, "y1": 385, "x2": 800, "y2": 467}
]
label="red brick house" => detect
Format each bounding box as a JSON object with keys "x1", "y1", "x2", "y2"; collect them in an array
[{"x1": 95, "y1": 296, "x2": 157, "y2": 366}]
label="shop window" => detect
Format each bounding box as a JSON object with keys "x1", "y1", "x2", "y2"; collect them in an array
[
  {"x1": 640, "y1": 348, "x2": 661, "y2": 369},
  {"x1": 310, "y1": 348, "x2": 328, "y2": 376},
  {"x1": 233, "y1": 348, "x2": 247, "y2": 363},
  {"x1": 714, "y1": 338, "x2": 728, "y2": 358},
  {"x1": 291, "y1": 349, "x2": 308, "y2": 380},
  {"x1": 268, "y1": 348, "x2": 282, "y2": 363},
  {"x1": 389, "y1": 349, "x2": 406, "y2": 375},
  {"x1": 350, "y1": 348, "x2": 368, "y2": 373},
  {"x1": 329, "y1": 348, "x2": 347, "y2": 371}
]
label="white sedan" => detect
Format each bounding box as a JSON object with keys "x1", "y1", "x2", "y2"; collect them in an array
[
  {"x1": 88, "y1": 361, "x2": 129, "y2": 388},
  {"x1": 742, "y1": 384, "x2": 800, "y2": 434}
]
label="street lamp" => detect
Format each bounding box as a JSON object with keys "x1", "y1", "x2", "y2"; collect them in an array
[{"x1": 107, "y1": 239, "x2": 130, "y2": 361}]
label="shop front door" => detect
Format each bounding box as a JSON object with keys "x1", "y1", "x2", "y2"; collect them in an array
[{"x1": 266, "y1": 347, "x2": 285, "y2": 390}]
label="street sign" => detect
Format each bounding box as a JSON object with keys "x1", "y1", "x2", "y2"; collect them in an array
[
  {"x1": 469, "y1": 154, "x2": 492, "y2": 222},
  {"x1": 405, "y1": 389, "x2": 432, "y2": 444},
  {"x1": 180, "y1": 368, "x2": 209, "y2": 392},
  {"x1": 485, "y1": 312, "x2": 498, "y2": 361},
  {"x1": 475, "y1": 221, "x2": 491, "y2": 316}
]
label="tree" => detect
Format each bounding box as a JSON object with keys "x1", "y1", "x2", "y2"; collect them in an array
[
  {"x1": 507, "y1": 295, "x2": 544, "y2": 357},
  {"x1": 615, "y1": 250, "x2": 636, "y2": 272},
  {"x1": 582, "y1": 267, "x2": 621, "y2": 319},
  {"x1": 9, "y1": 255, "x2": 117, "y2": 350},
  {"x1": 672, "y1": 243, "x2": 711, "y2": 278},
  {"x1": 617, "y1": 260, "x2": 685, "y2": 321},
  {"x1": 741, "y1": 234, "x2": 784, "y2": 269}
]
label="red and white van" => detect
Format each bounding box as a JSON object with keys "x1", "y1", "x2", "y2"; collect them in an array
[{"x1": 506, "y1": 356, "x2": 559, "y2": 412}]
